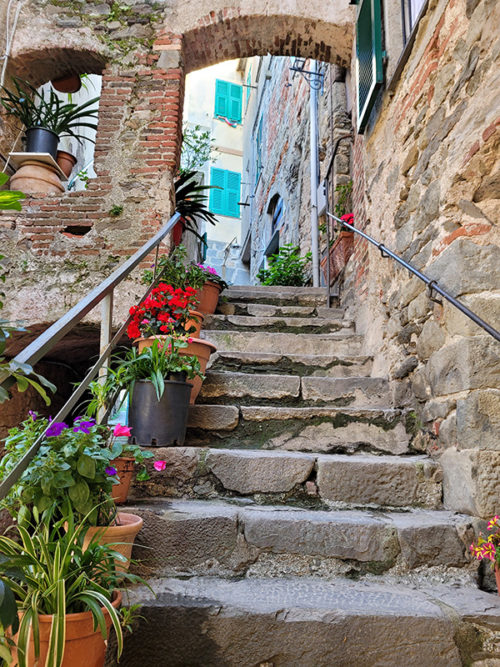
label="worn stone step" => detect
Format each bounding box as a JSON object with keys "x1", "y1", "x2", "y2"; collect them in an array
[
  {"x1": 198, "y1": 372, "x2": 391, "y2": 408},
  {"x1": 200, "y1": 330, "x2": 362, "y2": 356},
  {"x1": 126, "y1": 500, "x2": 475, "y2": 577},
  {"x1": 111, "y1": 576, "x2": 500, "y2": 667},
  {"x1": 223, "y1": 285, "x2": 329, "y2": 306},
  {"x1": 208, "y1": 350, "x2": 374, "y2": 377},
  {"x1": 203, "y1": 314, "x2": 353, "y2": 334},
  {"x1": 218, "y1": 301, "x2": 345, "y2": 320},
  {"x1": 187, "y1": 405, "x2": 411, "y2": 455},
  {"x1": 132, "y1": 447, "x2": 443, "y2": 510}
]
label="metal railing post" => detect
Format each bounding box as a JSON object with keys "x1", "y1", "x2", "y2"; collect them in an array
[{"x1": 98, "y1": 291, "x2": 114, "y2": 422}]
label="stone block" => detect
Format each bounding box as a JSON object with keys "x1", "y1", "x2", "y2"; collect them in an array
[
  {"x1": 441, "y1": 447, "x2": 500, "y2": 518},
  {"x1": 390, "y1": 512, "x2": 470, "y2": 568},
  {"x1": 301, "y1": 376, "x2": 390, "y2": 407},
  {"x1": 426, "y1": 336, "x2": 500, "y2": 394},
  {"x1": 188, "y1": 405, "x2": 239, "y2": 430},
  {"x1": 241, "y1": 507, "x2": 398, "y2": 562},
  {"x1": 317, "y1": 454, "x2": 442, "y2": 508},
  {"x1": 443, "y1": 293, "x2": 500, "y2": 337},
  {"x1": 206, "y1": 449, "x2": 314, "y2": 494},
  {"x1": 456, "y1": 390, "x2": 500, "y2": 450},
  {"x1": 200, "y1": 371, "x2": 300, "y2": 400},
  {"x1": 416, "y1": 319, "x2": 446, "y2": 360},
  {"x1": 427, "y1": 239, "x2": 500, "y2": 297}
]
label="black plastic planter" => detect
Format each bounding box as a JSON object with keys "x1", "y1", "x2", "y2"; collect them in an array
[
  {"x1": 25, "y1": 127, "x2": 59, "y2": 159},
  {"x1": 128, "y1": 379, "x2": 191, "y2": 447}
]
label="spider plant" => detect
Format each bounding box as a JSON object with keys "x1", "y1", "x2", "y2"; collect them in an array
[
  {"x1": 0, "y1": 505, "x2": 143, "y2": 667},
  {"x1": 0, "y1": 77, "x2": 99, "y2": 144}
]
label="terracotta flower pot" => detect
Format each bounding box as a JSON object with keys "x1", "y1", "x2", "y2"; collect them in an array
[
  {"x1": 51, "y1": 73, "x2": 82, "y2": 94},
  {"x1": 194, "y1": 280, "x2": 223, "y2": 314},
  {"x1": 111, "y1": 457, "x2": 135, "y2": 504},
  {"x1": 495, "y1": 564, "x2": 500, "y2": 596},
  {"x1": 12, "y1": 591, "x2": 121, "y2": 667},
  {"x1": 180, "y1": 336, "x2": 217, "y2": 404},
  {"x1": 56, "y1": 149, "x2": 77, "y2": 178},
  {"x1": 320, "y1": 230, "x2": 354, "y2": 285},
  {"x1": 186, "y1": 309, "x2": 204, "y2": 338},
  {"x1": 82, "y1": 512, "x2": 143, "y2": 573},
  {"x1": 10, "y1": 161, "x2": 64, "y2": 195}
]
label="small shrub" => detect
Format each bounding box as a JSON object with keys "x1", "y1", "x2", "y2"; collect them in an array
[{"x1": 257, "y1": 244, "x2": 311, "y2": 287}]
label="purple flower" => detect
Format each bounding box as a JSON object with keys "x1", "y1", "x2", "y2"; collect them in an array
[
  {"x1": 105, "y1": 466, "x2": 117, "y2": 476},
  {"x1": 46, "y1": 422, "x2": 68, "y2": 437},
  {"x1": 28, "y1": 410, "x2": 37, "y2": 421},
  {"x1": 73, "y1": 419, "x2": 95, "y2": 434}
]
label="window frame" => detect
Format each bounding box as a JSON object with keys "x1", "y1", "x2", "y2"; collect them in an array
[{"x1": 214, "y1": 79, "x2": 243, "y2": 124}]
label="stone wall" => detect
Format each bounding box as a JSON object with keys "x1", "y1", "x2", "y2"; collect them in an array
[{"x1": 345, "y1": 0, "x2": 500, "y2": 517}]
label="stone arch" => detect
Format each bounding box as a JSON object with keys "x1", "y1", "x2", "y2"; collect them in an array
[{"x1": 167, "y1": 0, "x2": 353, "y2": 72}]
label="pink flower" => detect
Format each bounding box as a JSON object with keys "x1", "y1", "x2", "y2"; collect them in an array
[
  {"x1": 487, "y1": 516, "x2": 500, "y2": 531},
  {"x1": 153, "y1": 460, "x2": 167, "y2": 471},
  {"x1": 188, "y1": 337, "x2": 193, "y2": 343},
  {"x1": 113, "y1": 424, "x2": 132, "y2": 437},
  {"x1": 208, "y1": 267, "x2": 217, "y2": 275}
]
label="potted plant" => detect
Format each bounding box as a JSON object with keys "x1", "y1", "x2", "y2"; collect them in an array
[
  {"x1": 257, "y1": 244, "x2": 312, "y2": 286},
  {"x1": 113, "y1": 337, "x2": 203, "y2": 446},
  {"x1": 0, "y1": 413, "x2": 143, "y2": 570},
  {"x1": 470, "y1": 515, "x2": 500, "y2": 595},
  {"x1": 0, "y1": 508, "x2": 142, "y2": 667},
  {"x1": 174, "y1": 170, "x2": 218, "y2": 245},
  {"x1": 106, "y1": 423, "x2": 154, "y2": 504},
  {"x1": 192, "y1": 263, "x2": 228, "y2": 314}
]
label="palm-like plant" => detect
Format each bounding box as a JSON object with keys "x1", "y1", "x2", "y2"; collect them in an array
[
  {"x1": 0, "y1": 77, "x2": 99, "y2": 144},
  {"x1": 174, "y1": 170, "x2": 219, "y2": 244}
]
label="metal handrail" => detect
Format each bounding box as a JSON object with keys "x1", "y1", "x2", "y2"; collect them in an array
[
  {"x1": 327, "y1": 211, "x2": 500, "y2": 342},
  {"x1": 0, "y1": 211, "x2": 181, "y2": 499}
]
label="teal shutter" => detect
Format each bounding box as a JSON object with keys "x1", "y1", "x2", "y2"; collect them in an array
[
  {"x1": 229, "y1": 84, "x2": 242, "y2": 122},
  {"x1": 225, "y1": 171, "x2": 241, "y2": 218},
  {"x1": 214, "y1": 80, "x2": 229, "y2": 117},
  {"x1": 209, "y1": 167, "x2": 225, "y2": 214},
  {"x1": 356, "y1": 0, "x2": 383, "y2": 133}
]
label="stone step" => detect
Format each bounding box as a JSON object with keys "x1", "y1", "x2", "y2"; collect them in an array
[
  {"x1": 223, "y1": 285, "x2": 329, "y2": 306},
  {"x1": 187, "y1": 405, "x2": 411, "y2": 455},
  {"x1": 208, "y1": 350, "x2": 374, "y2": 377},
  {"x1": 198, "y1": 372, "x2": 391, "y2": 408},
  {"x1": 127, "y1": 500, "x2": 475, "y2": 577},
  {"x1": 200, "y1": 330, "x2": 362, "y2": 356},
  {"x1": 111, "y1": 576, "x2": 500, "y2": 667},
  {"x1": 131, "y1": 447, "x2": 443, "y2": 510},
  {"x1": 203, "y1": 314, "x2": 353, "y2": 334},
  {"x1": 218, "y1": 301, "x2": 345, "y2": 320}
]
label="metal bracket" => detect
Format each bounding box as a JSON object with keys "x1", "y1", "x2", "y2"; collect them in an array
[
  {"x1": 427, "y1": 280, "x2": 443, "y2": 305},
  {"x1": 378, "y1": 243, "x2": 390, "y2": 258}
]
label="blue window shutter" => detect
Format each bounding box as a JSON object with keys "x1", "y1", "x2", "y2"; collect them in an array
[
  {"x1": 225, "y1": 171, "x2": 241, "y2": 218},
  {"x1": 356, "y1": 0, "x2": 383, "y2": 133},
  {"x1": 229, "y1": 84, "x2": 242, "y2": 122},
  {"x1": 209, "y1": 167, "x2": 225, "y2": 214},
  {"x1": 214, "y1": 80, "x2": 229, "y2": 117}
]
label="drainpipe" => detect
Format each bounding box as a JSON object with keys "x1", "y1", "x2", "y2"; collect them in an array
[{"x1": 309, "y1": 60, "x2": 320, "y2": 287}]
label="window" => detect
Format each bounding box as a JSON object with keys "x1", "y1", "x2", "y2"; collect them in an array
[
  {"x1": 214, "y1": 79, "x2": 243, "y2": 123},
  {"x1": 209, "y1": 167, "x2": 241, "y2": 218},
  {"x1": 355, "y1": 0, "x2": 383, "y2": 133},
  {"x1": 402, "y1": 0, "x2": 426, "y2": 44},
  {"x1": 269, "y1": 195, "x2": 284, "y2": 233}
]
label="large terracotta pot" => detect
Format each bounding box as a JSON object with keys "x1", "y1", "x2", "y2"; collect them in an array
[
  {"x1": 56, "y1": 150, "x2": 77, "y2": 178},
  {"x1": 10, "y1": 161, "x2": 64, "y2": 195},
  {"x1": 51, "y1": 73, "x2": 82, "y2": 94},
  {"x1": 82, "y1": 512, "x2": 143, "y2": 573},
  {"x1": 496, "y1": 564, "x2": 500, "y2": 596},
  {"x1": 180, "y1": 337, "x2": 217, "y2": 404},
  {"x1": 194, "y1": 280, "x2": 223, "y2": 314},
  {"x1": 111, "y1": 457, "x2": 135, "y2": 504},
  {"x1": 12, "y1": 591, "x2": 121, "y2": 667}
]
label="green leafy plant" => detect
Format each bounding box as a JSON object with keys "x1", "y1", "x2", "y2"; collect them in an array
[
  {"x1": 0, "y1": 414, "x2": 118, "y2": 526},
  {"x1": 0, "y1": 173, "x2": 25, "y2": 211},
  {"x1": 141, "y1": 244, "x2": 205, "y2": 289},
  {"x1": 257, "y1": 244, "x2": 311, "y2": 286},
  {"x1": 180, "y1": 124, "x2": 216, "y2": 174},
  {"x1": 174, "y1": 170, "x2": 218, "y2": 244},
  {"x1": 0, "y1": 508, "x2": 143, "y2": 667},
  {"x1": 109, "y1": 204, "x2": 123, "y2": 217},
  {"x1": 116, "y1": 338, "x2": 204, "y2": 402},
  {"x1": 0, "y1": 77, "x2": 99, "y2": 144}
]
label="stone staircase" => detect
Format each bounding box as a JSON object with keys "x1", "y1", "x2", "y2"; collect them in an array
[{"x1": 115, "y1": 287, "x2": 500, "y2": 667}]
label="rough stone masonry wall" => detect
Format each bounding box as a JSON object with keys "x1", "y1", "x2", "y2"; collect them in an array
[{"x1": 345, "y1": 0, "x2": 500, "y2": 517}]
